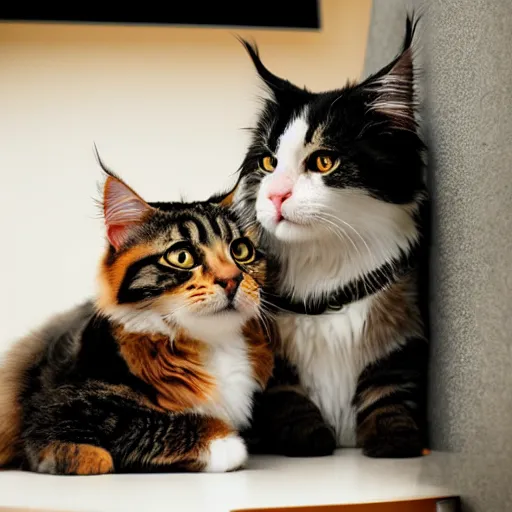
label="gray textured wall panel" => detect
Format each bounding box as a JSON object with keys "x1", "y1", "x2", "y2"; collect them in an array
[{"x1": 364, "y1": 1, "x2": 512, "y2": 510}]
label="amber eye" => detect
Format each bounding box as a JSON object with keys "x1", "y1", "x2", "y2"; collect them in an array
[
  {"x1": 260, "y1": 155, "x2": 277, "y2": 173},
  {"x1": 230, "y1": 237, "x2": 256, "y2": 264},
  {"x1": 159, "y1": 246, "x2": 196, "y2": 270},
  {"x1": 308, "y1": 152, "x2": 340, "y2": 174}
]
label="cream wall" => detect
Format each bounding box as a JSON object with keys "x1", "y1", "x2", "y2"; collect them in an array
[{"x1": 0, "y1": 0, "x2": 371, "y2": 352}]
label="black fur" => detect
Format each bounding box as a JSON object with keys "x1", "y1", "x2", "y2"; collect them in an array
[
  {"x1": 6, "y1": 193, "x2": 269, "y2": 474},
  {"x1": 213, "y1": 15, "x2": 430, "y2": 459},
  {"x1": 20, "y1": 311, "x2": 216, "y2": 473},
  {"x1": 266, "y1": 242, "x2": 418, "y2": 315},
  {"x1": 243, "y1": 356, "x2": 336, "y2": 457},
  {"x1": 232, "y1": 20, "x2": 424, "y2": 209}
]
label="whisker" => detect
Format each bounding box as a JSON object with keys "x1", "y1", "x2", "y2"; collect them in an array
[
  {"x1": 309, "y1": 209, "x2": 396, "y2": 297},
  {"x1": 304, "y1": 203, "x2": 378, "y2": 264},
  {"x1": 162, "y1": 300, "x2": 194, "y2": 319},
  {"x1": 259, "y1": 296, "x2": 292, "y2": 316},
  {"x1": 312, "y1": 219, "x2": 371, "y2": 299},
  {"x1": 308, "y1": 211, "x2": 381, "y2": 298},
  {"x1": 256, "y1": 310, "x2": 273, "y2": 344},
  {"x1": 235, "y1": 293, "x2": 275, "y2": 343}
]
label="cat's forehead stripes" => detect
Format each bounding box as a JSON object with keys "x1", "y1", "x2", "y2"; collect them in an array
[
  {"x1": 176, "y1": 216, "x2": 208, "y2": 244},
  {"x1": 172, "y1": 212, "x2": 240, "y2": 246},
  {"x1": 98, "y1": 206, "x2": 250, "y2": 306},
  {"x1": 208, "y1": 215, "x2": 234, "y2": 241}
]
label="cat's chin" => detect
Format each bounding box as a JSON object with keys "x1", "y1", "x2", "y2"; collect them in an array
[{"x1": 262, "y1": 218, "x2": 324, "y2": 244}]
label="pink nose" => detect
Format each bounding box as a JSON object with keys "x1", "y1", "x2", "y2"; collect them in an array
[{"x1": 269, "y1": 191, "x2": 292, "y2": 220}]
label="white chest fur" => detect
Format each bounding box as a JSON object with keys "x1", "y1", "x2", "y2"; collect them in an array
[
  {"x1": 277, "y1": 297, "x2": 373, "y2": 447},
  {"x1": 200, "y1": 335, "x2": 259, "y2": 430}
]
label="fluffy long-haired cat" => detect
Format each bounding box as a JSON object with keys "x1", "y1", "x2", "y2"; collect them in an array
[
  {"x1": 0, "y1": 165, "x2": 272, "y2": 474},
  {"x1": 214, "y1": 17, "x2": 429, "y2": 458}
]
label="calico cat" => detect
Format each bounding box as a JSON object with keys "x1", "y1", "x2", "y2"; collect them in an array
[
  {"x1": 214, "y1": 17, "x2": 429, "y2": 458},
  {"x1": 0, "y1": 165, "x2": 272, "y2": 474}
]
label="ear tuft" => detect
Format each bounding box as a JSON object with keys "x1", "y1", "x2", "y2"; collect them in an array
[
  {"x1": 237, "y1": 36, "x2": 307, "y2": 99},
  {"x1": 362, "y1": 15, "x2": 419, "y2": 130},
  {"x1": 102, "y1": 175, "x2": 153, "y2": 251}
]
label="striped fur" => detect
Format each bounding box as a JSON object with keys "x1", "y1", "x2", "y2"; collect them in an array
[
  {"x1": 212, "y1": 16, "x2": 429, "y2": 458},
  {"x1": 0, "y1": 172, "x2": 273, "y2": 474}
]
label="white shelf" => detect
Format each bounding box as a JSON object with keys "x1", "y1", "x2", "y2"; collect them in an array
[{"x1": 0, "y1": 449, "x2": 457, "y2": 512}]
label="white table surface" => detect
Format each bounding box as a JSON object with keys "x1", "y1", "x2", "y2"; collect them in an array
[{"x1": 0, "y1": 449, "x2": 457, "y2": 512}]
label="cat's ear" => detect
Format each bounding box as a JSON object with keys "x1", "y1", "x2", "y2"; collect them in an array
[
  {"x1": 238, "y1": 38, "x2": 308, "y2": 101},
  {"x1": 361, "y1": 16, "x2": 419, "y2": 130},
  {"x1": 102, "y1": 175, "x2": 154, "y2": 251},
  {"x1": 209, "y1": 180, "x2": 239, "y2": 209}
]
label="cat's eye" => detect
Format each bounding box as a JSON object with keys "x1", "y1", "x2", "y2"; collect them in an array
[
  {"x1": 160, "y1": 246, "x2": 196, "y2": 270},
  {"x1": 307, "y1": 151, "x2": 340, "y2": 174},
  {"x1": 260, "y1": 155, "x2": 277, "y2": 173},
  {"x1": 230, "y1": 237, "x2": 256, "y2": 264}
]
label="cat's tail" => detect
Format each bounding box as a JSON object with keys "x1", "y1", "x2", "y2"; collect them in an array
[
  {"x1": 0, "y1": 302, "x2": 95, "y2": 467},
  {"x1": 0, "y1": 329, "x2": 47, "y2": 467}
]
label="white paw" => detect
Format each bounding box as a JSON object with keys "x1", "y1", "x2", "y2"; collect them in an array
[{"x1": 204, "y1": 434, "x2": 248, "y2": 473}]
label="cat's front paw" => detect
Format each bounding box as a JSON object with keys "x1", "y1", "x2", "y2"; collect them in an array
[
  {"x1": 281, "y1": 421, "x2": 336, "y2": 457},
  {"x1": 204, "y1": 434, "x2": 248, "y2": 472},
  {"x1": 34, "y1": 442, "x2": 114, "y2": 475},
  {"x1": 362, "y1": 427, "x2": 424, "y2": 458}
]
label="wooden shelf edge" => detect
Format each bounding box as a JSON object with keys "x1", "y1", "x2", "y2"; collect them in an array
[{"x1": 232, "y1": 496, "x2": 461, "y2": 512}]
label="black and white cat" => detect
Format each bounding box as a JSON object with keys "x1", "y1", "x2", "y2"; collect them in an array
[{"x1": 215, "y1": 18, "x2": 429, "y2": 458}]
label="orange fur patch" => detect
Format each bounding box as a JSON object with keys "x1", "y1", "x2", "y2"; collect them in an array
[
  {"x1": 161, "y1": 271, "x2": 216, "y2": 306},
  {"x1": 203, "y1": 244, "x2": 241, "y2": 281},
  {"x1": 243, "y1": 318, "x2": 274, "y2": 389},
  {"x1": 158, "y1": 247, "x2": 261, "y2": 309},
  {"x1": 202, "y1": 416, "x2": 234, "y2": 440},
  {"x1": 240, "y1": 274, "x2": 261, "y2": 303},
  {"x1": 219, "y1": 188, "x2": 237, "y2": 208},
  {"x1": 40, "y1": 442, "x2": 114, "y2": 475},
  {"x1": 97, "y1": 243, "x2": 157, "y2": 309},
  {"x1": 116, "y1": 327, "x2": 215, "y2": 412}
]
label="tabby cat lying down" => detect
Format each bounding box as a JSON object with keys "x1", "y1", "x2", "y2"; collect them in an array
[{"x1": 0, "y1": 166, "x2": 272, "y2": 474}]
